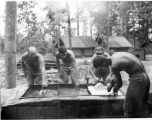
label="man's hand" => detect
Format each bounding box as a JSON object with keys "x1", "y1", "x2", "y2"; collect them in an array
[
  {"x1": 74, "y1": 81, "x2": 80, "y2": 91},
  {"x1": 23, "y1": 70, "x2": 27, "y2": 77},
  {"x1": 98, "y1": 77, "x2": 103, "y2": 82},
  {"x1": 59, "y1": 73, "x2": 63, "y2": 79},
  {"x1": 110, "y1": 92, "x2": 118, "y2": 96},
  {"x1": 74, "y1": 84, "x2": 80, "y2": 91},
  {"x1": 107, "y1": 79, "x2": 116, "y2": 92},
  {"x1": 42, "y1": 82, "x2": 48, "y2": 87},
  {"x1": 105, "y1": 76, "x2": 111, "y2": 84},
  {"x1": 94, "y1": 77, "x2": 101, "y2": 82}
]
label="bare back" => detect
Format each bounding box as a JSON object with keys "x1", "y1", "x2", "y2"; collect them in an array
[{"x1": 111, "y1": 52, "x2": 145, "y2": 76}]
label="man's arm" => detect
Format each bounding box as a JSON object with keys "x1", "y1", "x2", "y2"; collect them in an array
[
  {"x1": 68, "y1": 50, "x2": 77, "y2": 69},
  {"x1": 112, "y1": 67, "x2": 123, "y2": 93},
  {"x1": 90, "y1": 54, "x2": 100, "y2": 81},
  {"x1": 105, "y1": 66, "x2": 113, "y2": 83},
  {"x1": 39, "y1": 55, "x2": 47, "y2": 87},
  {"x1": 55, "y1": 53, "x2": 60, "y2": 74},
  {"x1": 20, "y1": 53, "x2": 27, "y2": 76},
  {"x1": 90, "y1": 63, "x2": 99, "y2": 79}
]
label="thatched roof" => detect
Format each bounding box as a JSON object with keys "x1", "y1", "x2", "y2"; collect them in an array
[
  {"x1": 109, "y1": 36, "x2": 132, "y2": 48},
  {"x1": 60, "y1": 36, "x2": 97, "y2": 48}
]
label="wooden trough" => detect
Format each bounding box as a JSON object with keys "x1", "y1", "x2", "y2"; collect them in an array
[
  {"x1": 2, "y1": 84, "x2": 126, "y2": 119},
  {"x1": 2, "y1": 84, "x2": 152, "y2": 119}
]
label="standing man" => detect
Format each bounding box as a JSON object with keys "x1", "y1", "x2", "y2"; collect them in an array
[
  {"x1": 85, "y1": 47, "x2": 110, "y2": 85},
  {"x1": 93, "y1": 52, "x2": 150, "y2": 117},
  {"x1": 21, "y1": 47, "x2": 47, "y2": 87},
  {"x1": 55, "y1": 46, "x2": 79, "y2": 87}
]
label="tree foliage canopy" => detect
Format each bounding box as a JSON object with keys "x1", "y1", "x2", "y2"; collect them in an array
[{"x1": 1, "y1": 1, "x2": 152, "y2": 55}]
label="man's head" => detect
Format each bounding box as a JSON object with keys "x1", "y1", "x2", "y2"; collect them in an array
[
  {"x1": 28, "y1": 47, "x2": 37, "y2": 58},
  {"x1": 93, "y1": 55, "x2": 111, "y2": 69},
  {"x1": 58, "y1": 46, "x2": 67, "y2": 57},
  {"x1": 94, "y1": 47, "x2": 104, "y2": 55}
]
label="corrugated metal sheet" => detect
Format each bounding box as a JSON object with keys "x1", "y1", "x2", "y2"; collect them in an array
[
  {"x1": 60, "y1": 36, "x2": 132, "y2": 48},
  {"x1": 60, "y1": 36, "x2": 97, "y2": 48},
  {"x1": 78, "y1": 36, "x2": 97, "y2": 48},
  {"x1": 109, "y1": 36, "x2": 132, "y2": 48}
]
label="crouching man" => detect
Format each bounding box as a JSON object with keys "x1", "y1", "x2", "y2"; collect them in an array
[
  {"x1": 85, "y1": 47, "x2": 110, "y2": 85},
  {"x1": 21, "y1": 47, "x2": 47, "y2": 87}
]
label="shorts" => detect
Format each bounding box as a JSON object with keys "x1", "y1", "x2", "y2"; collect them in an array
[
  {"x1": 60, "y1": 66, "x2": 78, "y2": 85},
  {"x1": 25, "y1": 70, "x2": 42, "y2": 86}
]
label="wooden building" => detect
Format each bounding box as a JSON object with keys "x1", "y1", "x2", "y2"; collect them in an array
[
  {"x1": 108, "y1": 36, "x2": 133, "y2": 52},
  {"x1": 58, "y1": 36, "x2": 97, "y2": 57},
  {"x1": 144, "y1": 42, "x2": 152, "y2": 54},
  {"x1": 56, "y1": 36, "x2": 132, "y2": 58}
]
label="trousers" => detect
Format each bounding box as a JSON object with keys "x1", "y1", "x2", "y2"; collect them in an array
[{"x1": 123, "y1": 71, "x2": 150, "y2": 117}]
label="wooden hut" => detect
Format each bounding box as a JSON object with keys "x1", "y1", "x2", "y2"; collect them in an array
[
  {"x1": 108, "y1": 36, "x2": 133, "y2": 52},
  {"x1": 58, "y1": 36, "x2": 97, "y2": 57}
]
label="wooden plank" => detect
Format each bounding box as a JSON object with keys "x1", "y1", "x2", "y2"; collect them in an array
[
  {"x1": 45, "y1": 107, "x2": 58, "y2": 118},
  {"x1": 35, "y1": 107, "x2": 46, "y2": 118},
  {"x1": 17, "y1": 107, "x2": 28, "y2": 119},
  {"x1": 28, "y1": 107, "x2": 35, "y2": 118}
]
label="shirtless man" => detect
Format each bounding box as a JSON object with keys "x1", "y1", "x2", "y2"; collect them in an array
[
  {"x1": 85, "y1": 47, "x2": 110, "y2": 85},
  {"x1": 21, "y1": 47, "x2": 47, "y2": 87},
  {"x1": 55, "y1": 46, "x2": 79, "y2": 87},
  {"x1": 92, "y1": 52, "x2": 150, "y2": 117}
]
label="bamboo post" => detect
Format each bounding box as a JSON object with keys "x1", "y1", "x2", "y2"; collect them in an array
[{"x1": 4, "y1": 1, "x2": 17, "y2": 88}]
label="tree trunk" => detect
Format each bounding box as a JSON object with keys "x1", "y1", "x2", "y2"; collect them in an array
[
  {"x1": 106, "y1": 1, "x2": 110, "y2": 53},
  {"x1": 76, "y1": 2, "x2": 79, "y2": 36},
  {"x1": 5, "y1": 1, "x2": 17, "y2": 88},
  {"x1": 66, "y1": 2, "x2": 72, "y2": 50},
  {"x1": 89, "y1": 6, "x2": 92, "y2": 37},
  {"x1": 0, "y1": 39, "x2": 2, "y2": 55}
]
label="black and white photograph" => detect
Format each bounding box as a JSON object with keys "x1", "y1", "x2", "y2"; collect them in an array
[{"x1": 0, "y1": 0, "x2": 152, "y2": 119}]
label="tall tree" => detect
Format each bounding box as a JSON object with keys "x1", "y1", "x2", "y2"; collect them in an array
[
  {"x1": 83, "y1": 1, "x2": 100, "y2": 36},
  {"x1": 119, "y1": 1, "x2": 133, "y2": 39},
  {"x1": 128, "y1": 1, "x2": 152, "y2": 47},
  {"x1": 91, "y1": 1, "x2": 109, "y2": 36},
  {"x1": 17, "y1": 1, "x2": 38, "y2": 35},
  {"x1": 44, "y1": 1, "x2": 68, "y2": 49},
  {"x1": 17, "y1": 1, "x2": 49, "y2": 54},
  {"x1": 66, "y1": 1, "x2": 72, "y2": 49},
  {"x1": 81, "y1": 15, "x2": 89, "y2": 36},
  {"x1": 75, "y1": 2, "x2": 84, "y2": 36}
]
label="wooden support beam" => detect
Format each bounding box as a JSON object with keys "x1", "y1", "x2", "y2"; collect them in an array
[{"x1": 4, "y1": 1, "x2": 17, "y2": 88}]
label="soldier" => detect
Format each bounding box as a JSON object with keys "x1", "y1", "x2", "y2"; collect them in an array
[
  {"x1": 93, "y1": 52, "x2": 150, "y2": 117},
  {"x1": 55, "y1": 46, "x2": 79, "y2": 87},
  {"x1": 85, "y1": 47, "x2": 110, "y2": 85},
  {"x1": 21, "y1": 47, "x2": 47, "y2": 87}
]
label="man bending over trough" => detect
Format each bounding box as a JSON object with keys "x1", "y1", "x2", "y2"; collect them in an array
[
  {"x1": 21, "y1": 47, "x2": 47, "y2": 87},
  {"x1": 93, "y1": 52, "x2": 150, "y2": 117}
]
